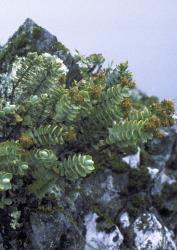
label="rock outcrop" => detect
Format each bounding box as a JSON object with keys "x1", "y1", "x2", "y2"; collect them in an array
[{"x1": 0, "y1": 18, "x2": 81, "y2": 86}]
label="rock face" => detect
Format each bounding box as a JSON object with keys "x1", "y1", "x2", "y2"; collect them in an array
[
  {"x1": 13, "y1": 18, "x2": 58, "y2": 52},
  {"x1": 0, "y1": 18, "x2": 81, "y2": 86},
  {"x1": 133, "y1": 213, "x2": 176, "y2": 250},
  {"x1": 0, "y1": 19, "x2": 177, "y2": 249},
  {"x1": 29, "y1": 212, "x2": 67, "y2": 250},
  {"x1": 82, "y1": 169, "x2": 128, "y2": 218},
  {"x1": 84, "y1": 212, "x2": 123, "y2": 250}
]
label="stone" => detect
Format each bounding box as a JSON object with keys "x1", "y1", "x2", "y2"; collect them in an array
[
  {"x1": 119, "y1": 212, "x2": 130, "y2": 228},
  {"x1": 82, "y1": 169, "x2": 128, "y2": 217},
  {"x1": 122, "y1": 147, "x2": 140, "y2": 169},
  {"x1": 133, "y1": 213, "x2": 176, "y2": 250},
  {"x1": 29, "y1": 212, "x2": 68, "y2": 250},
  {"x1": 0, "y1": 18, "x2": 81, "y2": 86},
  {"x1": 84, "y1": 212, "x2": 123, "y2": 250}
]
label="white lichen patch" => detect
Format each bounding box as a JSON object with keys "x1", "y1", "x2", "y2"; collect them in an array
[
  {"x1": 100, "y1": 175, "x2": 118, "y2": 203},
  {"x1": 133, "y1": 213, "x2": 176, "y2": 250},
  {"x1": 122, "y1": 147, "x2": 140, "y2": 168},
  {"x1": 151, "y1": 169, "x2": 176, "y2": 195},
  {"x1": 147, "y1": 167, "x2": 159, "y2": 180},
  {"x1": 119, "y1": 212, "x2": 130, "y2": 228},
  {"x1": 84, "y1": 213, "x2": 123, "y2": 250},
  {"x1": 0, "y1": 57, "x2": 22, "y2": 103},
  {"x1": 160, "y1": 172, "x2": 176, "y2": 185}
]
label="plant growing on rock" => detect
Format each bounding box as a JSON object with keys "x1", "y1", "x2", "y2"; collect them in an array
[{"x1": 0, "y1": 49, "x2": 175, "y2": 207}]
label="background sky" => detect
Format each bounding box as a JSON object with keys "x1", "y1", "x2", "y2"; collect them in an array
[{"x1": 0, "y1": 0, "x2": 177, "y2": 101}]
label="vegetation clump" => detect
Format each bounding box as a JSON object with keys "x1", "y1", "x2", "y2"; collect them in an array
[
  {"x1": 32, "y1": 26, "x2": 43, "y2": 39},
  {"x1": 0, "y1": 49, "x2": 175, "y2": 208}
]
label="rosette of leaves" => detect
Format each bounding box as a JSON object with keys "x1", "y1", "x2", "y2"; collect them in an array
[
  {"x1": 28, "y1": 151, "x2": 95, "y2": 197},
  {"x1": 60, "y1": 154, "x2": 95, "y2": 180},
  {"x1": 29, "y1": 149, "x2": 58, "y2": 169},
  {"x1": 0, "y1": 141, "x2": 28, "y2": 176},
  {"x1": 0, "y1": 172, "x2": 13, "y2": 191},
  {"x1": 27, "y1": 149, "x2": 59, "y2": 196}
]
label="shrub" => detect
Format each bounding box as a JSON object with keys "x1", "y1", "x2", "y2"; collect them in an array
[{"x1": 0, "y1": 51, "x2": 175, "y2": 207}]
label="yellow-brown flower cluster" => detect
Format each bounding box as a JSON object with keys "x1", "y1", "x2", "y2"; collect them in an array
[
  {"x1": 88, "y1": 71, "x2": 105, "y2": 98},
  {"x1": 21, "y1": 149, "x2": 30, "y2": 158},
  {"x1": 64, "y1": 127, "x2": 77, "y2": 142},
  {"x1": 89, "y1": 84, "x2": 102, "y2": 98},
  {"x1": 153, "y1": 130, "x2": 165, "y2": 139},
  {"x1": 160, "y1": 99, "x2": 175, "y2": 115},
  {"x1": 120, "y1": 76, "x2": 136, "y2": 89},
  {"x1": 144, "y1": 116, "x2": 161, "y2": 133},
  {"x1": 93, "y1": 70, "x2": 106, "y2": 82},
  {"x1": 58, "y1": 75, "x2": 66, "y2": 85},
  {"x1": 121, "y1": 98, "x2": 132, "y2": 115},
  {"x1": 19, "y1": 135, "x2": 34, "y2": 148},
  {"x1": 14, "y1": 113, "x2": 23, "y2": 124},
  {"x1": 150, "y1": 99, "x2": 175, "y2": 127},
  {"x1": 69, "y1": 87, "x2": 85, "y2": 105}
]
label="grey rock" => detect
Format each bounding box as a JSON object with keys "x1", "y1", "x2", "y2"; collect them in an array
[
  {"x1": 84, "y1": 212, "x2": 123, "y2": 250},
  {"x1": 22, "y1": 18, "x2": 57, "y2": 52},
  {"x1": 28, "y1": 208, "x2": 85, "y2": 250},
  {"x1": 4, "y1": 18, "x2": 57, "y2": 54},
  {"x1": 147, "y1": 129, "x2": 176, "y2": 170},
  {"x1": 146, "y1": 125, "x2": 177, "y2": 195},
  {"x1": 82, "y1": 169, "x2": 128, "y2": 217},
  {"x1": 132, "y1": 212, "x2": 176, "y2": 250},
  {"x1": 29, "y1": 212, "x2": 68, "y2": 250},
  {"x1": 0, "y1": 18, "x2": 81, "y2": 85},
  {"x1": 0, "y1": 233, "x2": 4, "y2": 250}
]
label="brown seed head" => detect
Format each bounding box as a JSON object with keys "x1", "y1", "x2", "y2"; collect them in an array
[{"x1": 19, "y1": 135, "x2": 34, "y2": 148}]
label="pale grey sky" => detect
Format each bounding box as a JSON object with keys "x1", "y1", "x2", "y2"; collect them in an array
[{"x1": 0, "y1": 0, "x2": 177, "y2": 100}]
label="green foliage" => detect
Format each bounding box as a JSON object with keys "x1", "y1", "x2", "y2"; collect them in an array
[
  {"x1": 128, "y1": 107, "x2": 151, "y2": 121},
  {"x1": 53, "y1": 42, "x2": 69, "y2": 54},
  {"x1": 91, "y1": 84, "x2": 130, "y2": 127},
  {"x1": 60, "y1": 154, "x2": 94, "y2": 180},
  {"x1": 27, "y1": 148, "x2": 59, "y2": 197},
  {"x1": 28, "y1": 153, "x2": 94, "y2": 197},
  {"x1": 32, "y1": 26, "x2": 43, "y2": 39},
  {"x1": 108, "y1": 120, "x2": 151, "y2": 147},
  {"x1": 74, "y1": 50, "x2": 105, "y2": 76},
  {"x1": 29, "y1": 148, "x2": 58, "y2": 169},
  {"x1": 0, "y1": 50, "x2": 174, "y2": 206},
  {"x1": 0, "y1": 141, "x2": 28, "y2": 176},
  {"x1": 7, "y1": 52, "x2": 67, "y2": 104},
  {"x1": 54, "y1": 95, "x2": 81, "y2": 123},
  {"x1": 24, "y1": 125, "x2": 65, "y2": 146},
  {"x1": 108, "y1": 107, "x2": 161, "y2": 147},
  {"x1": 128, "y1": 167, "x2": 150, "y2": 193},
  {"x1": 0, "y1": 172, "x2": 13, "y2": 191},
  {"x1": 0, "y1": 193, "x2": 12, "y2": 208},
  {"x1": 106, "y1": 61, "x2": 135, "y2": 87}
]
